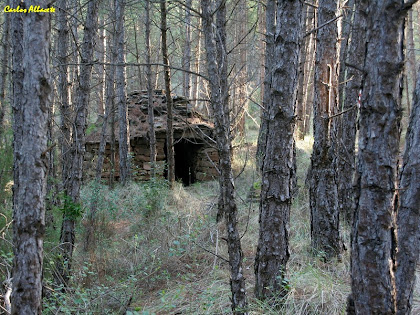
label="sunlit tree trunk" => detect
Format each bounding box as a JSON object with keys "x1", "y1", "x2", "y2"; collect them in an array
[
  {"x1": 254, "y1": 0, "x2": 302, "y2": 300},
  {"x1": 309, "y1": 0, "x2": 342, "y2": 260},
  {"x1": 337, "y1": 0, "x2": 367, "y2": 224},
  {"x1": 256, "y1": 0, "x2": 276, "y2": 171},
  {"x1": 183, "y1": 0, "x2": 192, "y2": 99},
  {"x1": 405, "y1": 9, "x2": 417, "y2": 114},
  {"x1": 116, "y1": 0, "x2": 130, "y2": 185},
  {"x1": 296, "y1": 5, "x2": 309, "y2": 140},
  {"x1": 302, "y1": 5, "x2": 317, "y2": 137},
  {"x1": 95, "y1": 16, "x2": 105, "y2": 116},
  {"x1": 11, "y1": 1, "x2": 50, "y2": 312},
  {"x1": 160, "y1": 0, "x2": 175, "y2": 187}
]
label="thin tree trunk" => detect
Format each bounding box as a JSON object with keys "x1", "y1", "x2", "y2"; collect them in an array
[
  {"x1": 116, "y1": 0, "x2": 130, "y2": 185},
  {"x1": 134, "y1": 20, "x2": 145, "y2": 89},
  {"x1": 233, "y1": 0, "x2": 247, "y2": 138},
  {"x1": 84, "y1": 30, "x2": 115, "y2": 251},
  {"x1": 348, "y1": 1, "x2": 411, "y2": 313},
  {"x1": 160, "y1": 0, "x2": 175, "y2": 187},
  {"x1": 296, "y1": 5, "x2": 309, "y2": 140},
  {"x1": 303, "y1": 6, "x2": 317, "y2": 137},
  {"x1": 183, "y1": 0, "x2": 192, "y2": 99},
  {"x1": 256, "y1": 0, "x2": 276, "y2": 171},
  {"x1": 254, "y1": 0, "x2": 302, "y2": 301},
  {"x1": 58, "y1": 0, "x2": 100, "y2": 284},
  {"x1": 11, "y1": 0, "x2": 50, "y2": 312},
  {"x1": 95, "y1": 17, "x2": 105, "y2": 116},
  {"x1": 104, "y1": 29, "x2": 116, "y2": 183},
  {"x1": 405, "y1": 9, "x2": 417, "y2": 115},
  {"x1": 0, "y1": 13, "x2": 9, "y2": 140},
  {"x1": 202, "y1": 1, "x2": 248, "y2": 313},
  {"x1": 191, "y1": 15, "x2": 202, "y2": 109},
  {"x1": 146, "y1": 0, "x2": 157, "y2": 178},
  {"x1": 108, "y1": 12, "x2": 117, "y2": 188},
  {"x1": 309, "y1": 0, "x2": 342, "y2": 260},
  {"x1": 395, "y1": 65, "x2": 420, "y2": 315}
]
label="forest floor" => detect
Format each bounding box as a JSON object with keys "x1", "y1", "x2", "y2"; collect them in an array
[{"x1": 2, "y1": 130, "x2": 419, "y2": 314}]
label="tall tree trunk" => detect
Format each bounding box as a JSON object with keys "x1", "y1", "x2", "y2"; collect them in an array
[
  {"x1": 0, "y1": 13, "x2": 9, "y2": 140},
  {"x1": 183, "y1": 0, "x2": 192, "y2": 99},
  {"x1": 256, "y1": 0, "x2": 276, "y2": 171},
  {"x1": 108, "y1": 12, "x2": 117, "y2": 188},
  {"x1": 57, "y1": 0, "x2": 74, "y2": 280},
  {"x1": 405, "y1": 9, "x2": 417, "y2": 115},
  {"x1": 84, "y1": 27, "x2": 116, "y2": 251},
  {"x1": 160, "y1": 0, "x2": 175, "y2": 187},
  {"x1": 58, "y1": 0, "x2": 100, "y2": 284},
  {"x1": 95, "y1": 17, "x2": 105, "y2": 116},
  {"x1": 105, "y1": 26, "x2": 116, "y2": 187},
  {"x1": 395, "y1": 65, "x2": 420, "y2": 315},
  {"x1": 254, "y1": 0, "x2": 302, "y2": 301},
  {"x1": 191, "y1": 14, "x2": 202, "y2": 109},
  {"x1": 309, "y1": 0, "x2": 342, "y2": 260},
  {"x1": 202, "y1": 1, "x2": 248, "y2": 313},
  {"x1": 337, "y1": 1, "x2": 367, "y2": 224},
  {"x1": 296, "y1": 4, "x2": 309, "y2": 140},
  {"x1": 57, "y1": 0, "x2": 72, "y2": 234},
  {"x1": 348, "y1": 1, "x2": 414, "y2": 313},
  {"x1": 116, "y1": 0, "x2": 130, "y2": 185},
  {"x1": 232, "y1": 0, "x2": 248, "y2": 138},
  {"x1": 146, "y1": 0, "x2": 157, "y2": 178},
  {"x1": 11, "y1": 1, "x2": 51, "y2": 312},
  {"x1": 302, "y1": 5, "x2": 317, "y2": 137}
]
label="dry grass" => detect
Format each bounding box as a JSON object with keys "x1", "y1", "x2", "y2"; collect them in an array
[{"x1": 40, "y1": 134, "x2": 419, "y2": 314}]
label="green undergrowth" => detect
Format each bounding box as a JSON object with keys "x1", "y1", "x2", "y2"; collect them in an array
[
  {"x1": 41, "y1": 135, "x2": 357, "y2": 314},
  {"x1": 0, "y1": 133, "x2": 360, "y2": 314}
]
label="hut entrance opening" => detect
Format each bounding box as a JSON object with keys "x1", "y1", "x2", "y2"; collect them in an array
[{"x1": 168, "y1": 139, "x2": 203, "y2": 186}]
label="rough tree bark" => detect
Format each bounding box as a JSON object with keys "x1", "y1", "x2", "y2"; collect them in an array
[
  {"x1": 337, "y1": 1, "x2": 367, "y2": 224},
  {"x1": 191, "y1": 15, "x2": 202, "y2": 109},
  {"x1": 183, "y1": 0, "x2": 192, "y2": 99},
  {"x1": 58, "y1": 0, "x2": 100, "y2": 284},
  {"x1": 232, "y1": 0, "x2": 247, "y2": 138},
  {"x1": 302, "y1": 5, "x2": 317, "y2": 137},
  {"x1": 254, "y1": 0, "x2": 302, "y2": 301},
  {"x1": 296, "y1": 4, "x2": 309, "y2": 140},
  {"x1": 11, "y1": 0, "x2": 51, "y2": 312},
  {"x1": 405, "y1": 8, "x2": 417, "y2": 114},
  {"x1": 348, "y1": 0, "x2": 415, "y2": 313},
  {"x1": 160, "y1": 0, "x2": 175, "y2": 187},
  {"x1": 202, "y1": 0, "x2": 248, "y2": 313},
  {"x1": 256, "y1": 0, "x2": 276, "y2": 171},
  {"x1": 116, "y1": 0, "x2": 130, "y2": 185},
  {"x1": 95, "y1": 16, "x2": 105, "y2": 116},
  {"x1": 0, "y1": 13, "x2": 9, "y2": 140},
  {"x1": 309, "y1": 0, "x2": 342, "y2": 259},
  {"x1": 395, "y1": 65, "x2": 420, "y2": 315},
  {"x1": 108, "y1": 18, "x2": 117, "y2": 188},
  {"x1": 57, "y1": 1, "x2": 73, "y2": 252},
  {"x1": 146, "y1": 0, "x2": 157, "y2": 177}
]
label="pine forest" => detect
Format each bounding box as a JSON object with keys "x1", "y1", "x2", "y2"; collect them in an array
[{"x1": 0, "y1": 0, "x2": 420, "y2": 314}]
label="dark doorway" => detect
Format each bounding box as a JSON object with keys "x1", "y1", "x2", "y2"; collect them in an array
[{"x1": 172, "y1": 139, "x2": 202, "y2": 186}]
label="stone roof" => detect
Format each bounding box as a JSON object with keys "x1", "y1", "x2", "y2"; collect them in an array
[{"x1": 86, "y1": 90, "x2": 215, "y2": 143}]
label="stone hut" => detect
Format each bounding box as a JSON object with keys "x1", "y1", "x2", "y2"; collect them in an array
[{"x1": 85, "y1": 90, "x2": 219, "y2": 185}]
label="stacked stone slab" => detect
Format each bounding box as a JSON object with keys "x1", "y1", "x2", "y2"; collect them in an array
[{"x1": 85, "y1": 90, "x2": 219, "y2": 182}]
